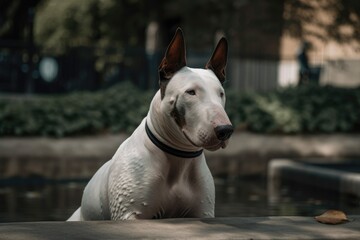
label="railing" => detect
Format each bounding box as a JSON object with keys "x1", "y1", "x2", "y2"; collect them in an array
[{"x1": 1, "y1": 46, "x2": 320, "y2": 94}]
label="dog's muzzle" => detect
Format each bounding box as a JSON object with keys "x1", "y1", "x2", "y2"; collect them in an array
[{"x1": 214, "y1": 125, "x2": 234, "y2": 141}]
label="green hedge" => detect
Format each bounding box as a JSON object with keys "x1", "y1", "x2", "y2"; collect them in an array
[
  {"x1": 226, "y1": 85, "x2": 360, "y2": 133},
  {"x1": 0, "y1": 82, "x2": 152, "y2": 137},
  {"x1": 0, "y1": 83, "x2": 360, "y2": 137}
]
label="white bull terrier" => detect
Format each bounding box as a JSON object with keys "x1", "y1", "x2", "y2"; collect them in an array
[{"x1": 68, "y1": 28, "x2": 233, "y2": 221}]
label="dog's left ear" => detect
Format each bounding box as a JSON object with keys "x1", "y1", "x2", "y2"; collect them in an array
[
  {"x1": 205, "y1": 38, "x2": 228, "y2": 84},
  {"x1": 158, "y1": 28, "x2": 187, "y2": 99}
]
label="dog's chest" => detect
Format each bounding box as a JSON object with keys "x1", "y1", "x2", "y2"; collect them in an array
[
  {"x1": 147, "y1": 170, "x2": 201, "y2": 219},
  {"x1": 157, "y1": 180, "x2": 198, "y2": 218},
  {"x1": 109, "y1": 160, "x2": 203, "y2": 219}
]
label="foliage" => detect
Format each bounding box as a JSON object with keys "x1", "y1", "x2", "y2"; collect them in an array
[
  {"x1": 3, "y1": 0, "x2": 360, "y2": 50},
  {"x1": 226, "y1": 84, "x2": 360, "y2": 134},
  {"x1": 34, "y1": 0, "x2": 153, "y2": 52},
  {"x1": 1, "y1": 84, "x2": 360, "y2": 137},
  {"x1": 32, "y1": 0, "x2": 360, "y2": 51},
  {"x1": 0, "y1": 82, "x2": 152, "y2": 137}
]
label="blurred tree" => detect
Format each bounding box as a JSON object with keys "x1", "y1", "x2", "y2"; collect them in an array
[
  {"x1": 2, "y1": 0, "x2": 359, "y2": 92},
  {"x1": 34, "y1": 0, "x2": 360, "y2": 53},
  {"x1": 0, "y1": 0, "x2": 41, "y2": 44},
  {"x1": 34, "y1": 0, "x2": 157, "y2": 52},
  {"x1": 2, "y1": 0, "x2": 359, "y2": 52}
]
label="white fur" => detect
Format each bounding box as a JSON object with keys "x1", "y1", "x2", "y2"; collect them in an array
[{"x1": 67, "y1": 66, "x2": 231, "y2": 221}]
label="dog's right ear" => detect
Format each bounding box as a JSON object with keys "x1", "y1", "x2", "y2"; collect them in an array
[{"x1": 158, "y1": 28, "x2": 187, "y2": 99}]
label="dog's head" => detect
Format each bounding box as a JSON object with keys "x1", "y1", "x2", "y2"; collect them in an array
[{"x1": 157, "y1": 28, "x2": 233, "y2": 151}]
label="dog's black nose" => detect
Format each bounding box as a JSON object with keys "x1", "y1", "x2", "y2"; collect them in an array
[{"x1": 214, "y1": 125, "x2": 234, "y2": 141}]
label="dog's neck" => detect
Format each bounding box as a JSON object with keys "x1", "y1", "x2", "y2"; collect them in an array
[{"x1": 146, "y1": 91, "x2": 203, "y2": 154}]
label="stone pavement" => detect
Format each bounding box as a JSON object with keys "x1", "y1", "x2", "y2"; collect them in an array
[{"x1": 1, "y1": 216, "x2": 359, "y2": 240}]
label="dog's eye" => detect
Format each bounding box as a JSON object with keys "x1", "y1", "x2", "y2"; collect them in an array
[
  {"x1": 186, "y1": 90, "x2": 196, "y2": 96},
  {"x1": 220, "y1": 92, "x2": 224, "y2": 98}
]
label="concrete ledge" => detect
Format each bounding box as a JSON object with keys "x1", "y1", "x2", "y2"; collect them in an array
[
  {"x1": 1, "y1": 216, "x2": 360, "y2": 240},
  {"x1": 1, "y1": 132, "x2": 360, "y2": 178},
  {"x1": 268, "y1": 159, "x2": 360, "y2": 203}
]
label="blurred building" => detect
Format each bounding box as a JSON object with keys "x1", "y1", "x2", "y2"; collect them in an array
[
  {"x1": 279, "y1": 0, "x2": 360, "y2": 89},
  {"x1": 221, "y1": 0, "x2": 360, "y2": 91}
]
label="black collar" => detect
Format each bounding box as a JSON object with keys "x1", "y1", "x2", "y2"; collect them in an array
[{"x1": 145, "y1": 122, "x2": 203, "y2": 158}]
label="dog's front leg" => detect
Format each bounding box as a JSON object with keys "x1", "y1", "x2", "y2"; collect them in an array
[
  {"x1": 193, "y1": 159, "x2": 216, "y2": 218},
  {"x1": 77, "y1": 160, "x2": 112, "y2": 220},
  {"x1": 108, "y1": 164, "x2": 167, "y2": 220}
]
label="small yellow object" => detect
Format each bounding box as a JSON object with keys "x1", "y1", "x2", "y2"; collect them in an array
[{"x1": 315, "y1": 210, "x2": 349, "y2": 225}]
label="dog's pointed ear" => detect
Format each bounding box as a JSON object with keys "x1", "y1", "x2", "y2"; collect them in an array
[
  {"x1": 205, "y1": 37, "x2": 228, "y2": 84},
  {"x1": 158, "y1": 28, "x2": 187, "y2": 99}
]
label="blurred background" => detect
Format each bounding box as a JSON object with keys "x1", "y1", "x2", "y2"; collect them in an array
[{"x1": 0, "y1": 0, "x2": 360, "y2": 222}]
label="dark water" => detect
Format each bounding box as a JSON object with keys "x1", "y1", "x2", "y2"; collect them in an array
[{"x1": 0, "y1": 176, "x2": 359, "y2": 222}]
